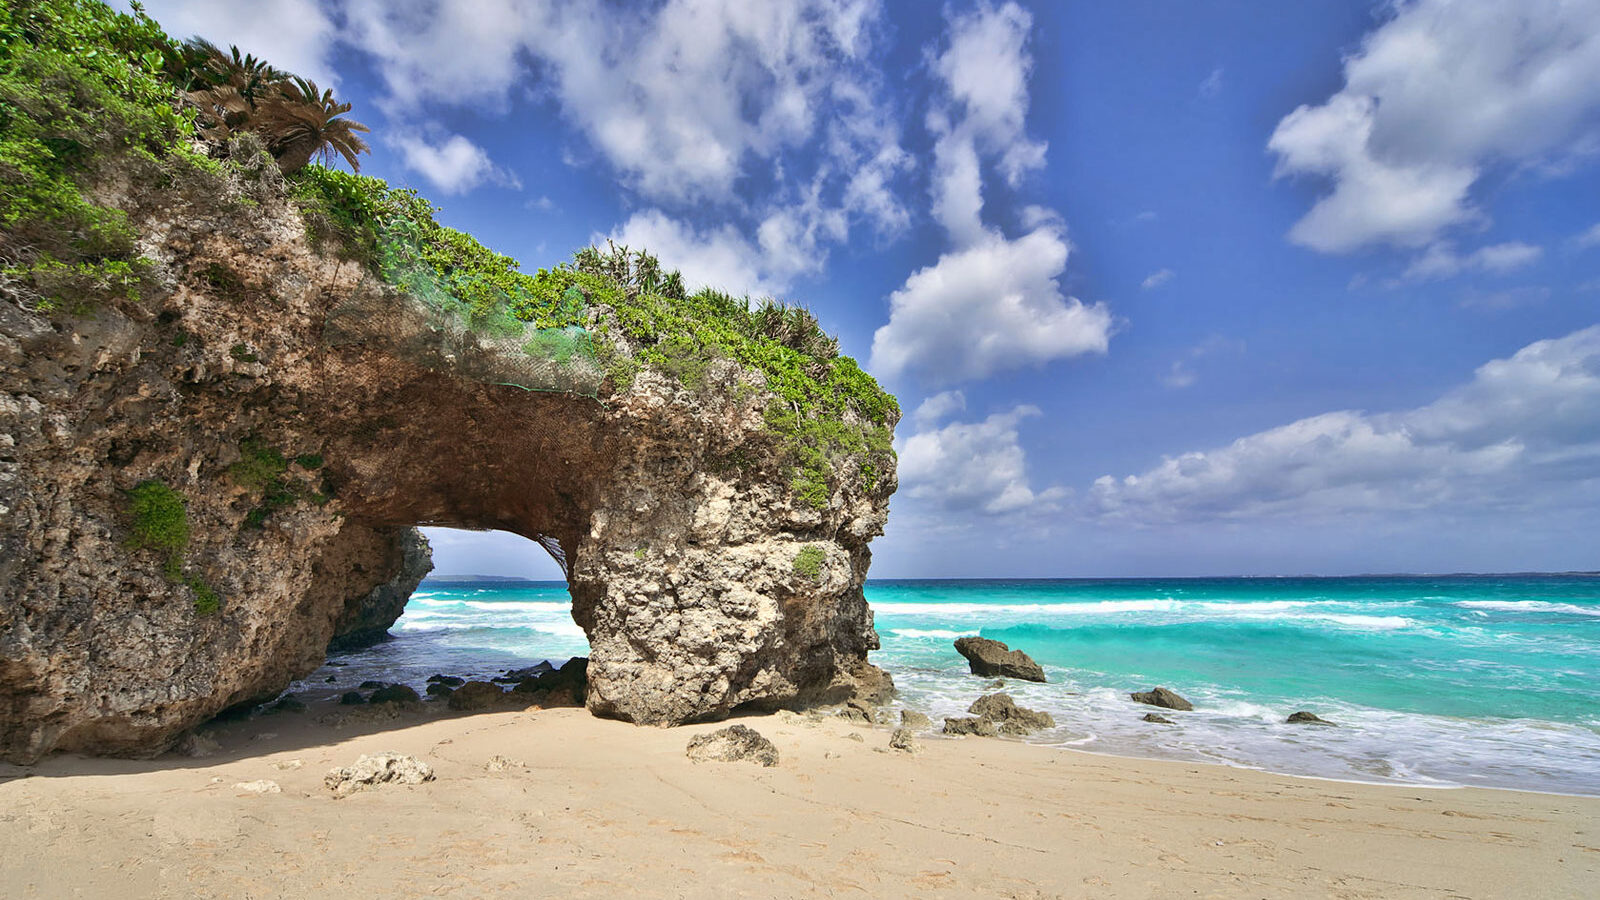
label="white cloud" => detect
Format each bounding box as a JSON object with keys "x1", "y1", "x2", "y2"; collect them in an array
[
  {"x1": 391, "y1": 132, "x2": 521, "y2": 195},
  {"x1": 604, "y1": 210, "x2": 787, "y2": 298},
  {"x1": 1091, "y1": 326, "x2": 1600, "y2": 523},
  {"x1": 926, "y1": 1, "x2": 1046, "y2": 245},
  {"x1": 1160, "y1": 335, "x2": 1243, "y2": 390},
  {"x1": 1575, "y1": 222, "x2": 1600, "y2": 249},
  {"x1": 1268, "y1": 0, "x2": 1600, "y2": 253},
  {"x1": 1141, "y1": 268, "x2": 1175, "y2": 290},
  {"x1": 910, "y1": 390, "x2": 967, "y2": 428},
  {"x1": 898, "y1": 405, "x2": 1064, "y2": 515},
  {"x1": 870, "y1": 227, "x2": 1114, "y2": 385},
  {"x1": 132, "y1": 0, "x2": 339, "y2": 85},
  {"x1": 1198, "y1": 67, "x2": 1224, "y2": 99},
  {"x1": 1400, "y1": 241, "x2": 1543, "y2": 282}
]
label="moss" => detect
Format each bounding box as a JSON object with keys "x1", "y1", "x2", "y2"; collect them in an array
[
  {"x1": 293, "y1": 453, "x2": 322, "y2": 469},
  {"x1": 186, "y1": 573, "x2": 220, "y2": 615},
  {"x1": 229, "y1": 437, "x2": 316, "y2": 526},
  {"x1": 228, "y1": 343, "x2": 257, "y2": 363},
  {"x1": 792, "y1": 545, "x2": 826, "y2": 580},
  {"x1": 227, "y1": 437, "x2": 286, "y2": 491},
  {"x1": 124, "y1": 479, "x2": 189, "y2": 555}
]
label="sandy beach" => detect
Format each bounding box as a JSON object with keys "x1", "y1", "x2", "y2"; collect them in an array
[{"x1": 2, "y1": 703, "x2": 1594, "y2": 899}]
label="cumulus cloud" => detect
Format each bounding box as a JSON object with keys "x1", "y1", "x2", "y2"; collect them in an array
[
  {"x1": 1090, "y1": 326, "x2": 1600, "y2": 523},
  {"x1": 910, "y1": 390, "x2": 967, "y2": 428},
  {"x1": 1574, "y1": 222, "x2": 1600, "y2": 249},
  {"x1": 872, "y1": 3, "x2": 1111, "y2": 386},
  {"x1": 1268, "y1": 0, "x2": 1600, "y2": 253},
  {"x1": 391, "y1": 132, "x2": 521, "y2": 195},
  {"x1": 1400, "y1": 241, "x2": 1544, "y2": 282},
  {"x1": 1141, "y1": 268, "x2": 1175, "y2": 290},
  {"x1": 871, "y1": 227, "x2": 1113, "y2": 385},
  {"x1": 133, "y1": 0, "x2": 339, "y2": 84},
  {"x1": 604, "y1": 210, "x2": 785, "y2": 298},
  {"x1": 898, "y1": 405, "x2": 1064, "y2": 515}
]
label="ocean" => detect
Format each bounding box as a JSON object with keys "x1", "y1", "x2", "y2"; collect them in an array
[{"x1": 319, "y1": 575, "x2": 1600, "y2": 796}]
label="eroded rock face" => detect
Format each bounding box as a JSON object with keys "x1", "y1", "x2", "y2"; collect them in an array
[
  {"x1": 0, "y1": 169, "x2": 896, "y2": 762},
  {"x1": 327, "y1": 528, "x2": 433, "y2": 652}
]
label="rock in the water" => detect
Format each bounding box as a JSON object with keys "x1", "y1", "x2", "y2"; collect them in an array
[
  {"x1": 1141, "y1": 713, "x2": 1174, "y2": 724},
  {"x1": 325, "y1": 752, "x2": 436, "y2": 798},
  {"x1": 900, "y1": 709, "x2": 932, "y2": 730},
  {"x1": 427, "y1": 674, "x2": 465, "y2": 687},
  {"x1": 952, "y1": 637, "x2": 1047, "y2": 682},
  {"x1": 359, "y1": 681, "x2": 386, "y2": 691},
  {"x1": 1287, "y1": 710, "x2": 1336, "y2": 726},
  {"x1": 233, "y1": 780, "x2": 281, "y2": 794},
  {"x1": 684, "y1": 725, "x2": 779, "y2": 767},
  {"x1": 368, "y1": 684, "x2": 420, "y2": 705},
  {"x1": 339, "y1": 691, "x2": 366, "y2": 706},
  {"x1": 967, "y1": 692, "x2": 1055, "y2": 733},
  {"x1": 942, "y1": 716, "x2": 999, "y2": 737},
  {"x1": 1129, "y1": 687, "x2": 1193, "y2": 711},
  {"x1": 505, "y1": 662, "x2": 555, "y2": 680},
  {"x1": 447, "y1": 680, "x2": 506, "y2": 711},
  {"x1": 425, "y1": 682, "x2": 454, "y2": 698},
  {"x1": 888, "y1": 727, "x2": 921, "y2": 753}
]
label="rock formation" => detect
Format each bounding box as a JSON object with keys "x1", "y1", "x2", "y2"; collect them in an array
[
  {"x1": 0, "y1": 130, "x2": 897, "y2": 763},
  {"x1": 966, "y1": 692, "x2": 1056, "y2": 735},
  {"x1": 1130, "y1": 687, "x2": 1194, "y2": 711},
  {"x1": 1287, "y1": 711, "x2": 1336, "y2": 726},
  {"x1": 685, "y1": 724, "x2": 779, "y2": 766},
  {"x1": 327, "y1": 528, "x2": 434, "y2": 651},
  {"x1": 952, "y1": 636, "x2": 1047, "y2": 682}
]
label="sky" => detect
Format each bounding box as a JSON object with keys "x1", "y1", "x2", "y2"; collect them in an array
[{"x1": 128, "y1": 0, "x2": 1600, "y2": 578}]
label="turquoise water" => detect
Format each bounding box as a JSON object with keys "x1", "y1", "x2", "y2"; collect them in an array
[{"x1": 320, "y1": 575, "x2": 1600, "y2": 795}]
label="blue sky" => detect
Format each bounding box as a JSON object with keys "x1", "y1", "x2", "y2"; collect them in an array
[{"x1": 133, "y1": 0, "x2": 1600, "y2": 577}]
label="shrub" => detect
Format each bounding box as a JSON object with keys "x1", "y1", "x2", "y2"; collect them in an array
[{"x1": 792, "y1": 545, "x2": 826, "y2": 580}]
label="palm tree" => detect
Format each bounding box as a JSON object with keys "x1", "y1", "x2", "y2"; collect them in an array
[{"x1": 256, "y1": 77, "x2": 370, "y2": 173}]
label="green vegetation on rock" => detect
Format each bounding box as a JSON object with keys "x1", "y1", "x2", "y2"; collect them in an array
[
  {"x1": 229, "y1": 437, "x2": 326, "y2": 527},
  {"x1": 792, "y1": 545, "x2": 826, "y2": 580},
  {"x1": 122, "y1": 479, "x2": 218, "y2": 614}
]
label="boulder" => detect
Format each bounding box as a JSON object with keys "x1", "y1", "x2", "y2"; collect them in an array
[
  {"x1": 1129, "y1": 687, "x2": 1193, "y2": 711},
  {"x1": 268, "y1": 695, "x2": 306, "y2": 713},
  {"x1": 899, "y1": 709, "x2": 932, "y2": 730},
  {"x1": 425, "y1": 682, "x2": 454, "y2": 698},
  {"x1": 324, "y1": 752, "x2": 435, "y2": 798},
  {"x1": 942, "y1": 716, "x2": 999, "y2": 737},
  {"x1": 888, "y1": 728, "x2": 921, "y2": 753},
  {"x1": 685, "y1": 725, "x2": 779, "y2": 767},
  {"x1": 359, "y1": 680, "x2": 385, "y2": 690},
  {"x1": 966, "y1": 692, "x2": 1055, "y2": 733},
  {"x1": 836, "y1": 698, "x2": 875, "y2": 723},
  {"x1": 1287, "y1": 710, "x2": 1336, "y2": 726},
  {"x1": 338, "y1": 691, "x2": 366, "y2": 705},
  {"x1": 952, "y1": 637, "x2": 1047, "y2": 682},
  {"x1": 368, "y1": 683, "x2": 420, "y2": 705},
  {"x1": 1141, "y1": 712, "x2": 1174, "y2": 724},
  {"x1": 426, "y1": 674, "x2": 465, "y2": 687},
  {"x1": 447, "y1": 680, "x2": 506, "y2": 711}
]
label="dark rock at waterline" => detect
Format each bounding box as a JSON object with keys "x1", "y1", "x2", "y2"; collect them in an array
[
  {"x1": 1141, "y1": 713, "x2": 1174, "y2": 724},
  {"x1": 685, "y1": 724, "x2": 779, "y2": 766},
  {"x1": 510, "y1": 657, "x2": 589, "y2": 703},
  {"x1": 1130, "y1": 687, "x2": 1193, "y2": 711},
  {"x1": 359, "y1": 680, "x2": 385, "y2": 690},
  {"x1": 324, "y1": 675, "x2": 336, "y2": 683},
  {"x1": 953, "y1": 637, "x2": 1047, "y2": 683},
  {"x1": 942, "y1": 716, "x2": 999, "y2": 737},
  {"x1": 425, "y1": 682, "x2": 454, "y2": 698},
  {"x1": 339, "y1": 691, "x2": 366, "y2": 706},
  {"x1": 448, "y1": 680, "x2": 506, "y2": 711},
  {"x1": 504, "y1": 662, "x2": 555, "y2": 680},
  {"x1": 427, "y1": 674, "x2": 465, "y2": 687},
  {"x1": 269, "y1": 695, "x2": 306, "y2": 713},
  {"x1": 967, "y1": 692, "x2": 1055, "y2": 734},
  {"x1": 368, "y1": 684, "x2": 420, "y2": 705},
  {"x1": 1287, "y1": 710, "x2": 1336, "y2": 726}
]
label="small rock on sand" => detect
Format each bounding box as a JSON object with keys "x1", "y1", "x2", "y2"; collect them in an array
[
  {"x1": 684, "y1": 724, "x2": 779, "y2": 767},
  {"x1": 900, "y1": 709, "x2": 932, "y2": 730},
  {"x1": 1130, "y1": 686, "x2": 1194, "y2": 711},
  {"x1": 484, "y1": 755, "x2": 525, "y2": 773},
  {"x1": 324, "y1": 752, "x2": 436, "y2": 798},
  {"x1": 233, "y1": 780, "x2": 280, "y2": 794},
  {"x1": 942, "y1": 716, "x2": 999, "y2": 737},
  {"x1": 889, "y1": 728, "x2": 921, "y2": 753}
]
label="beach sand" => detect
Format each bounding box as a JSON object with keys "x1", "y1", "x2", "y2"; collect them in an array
[{"x1": 2, "y1": 704, "x2": 1594, "y2": 899}]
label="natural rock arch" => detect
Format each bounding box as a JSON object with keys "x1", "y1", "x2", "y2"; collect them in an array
[{"x1": 0, "y1": 175, "x2": 895, "y2": 763}]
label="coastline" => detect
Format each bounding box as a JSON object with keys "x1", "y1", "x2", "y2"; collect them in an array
[{"x1": 4, "y1": 704, "x2": 1595, "y2": 898}]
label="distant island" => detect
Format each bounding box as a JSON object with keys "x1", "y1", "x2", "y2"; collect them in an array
[{"x1": 422, "y1": 574, "x2": 548, "y2": 584}]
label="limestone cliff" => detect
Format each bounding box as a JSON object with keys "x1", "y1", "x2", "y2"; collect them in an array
[{"x1": 0, "y1": 145, "x2": 898, "y2": 764}]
